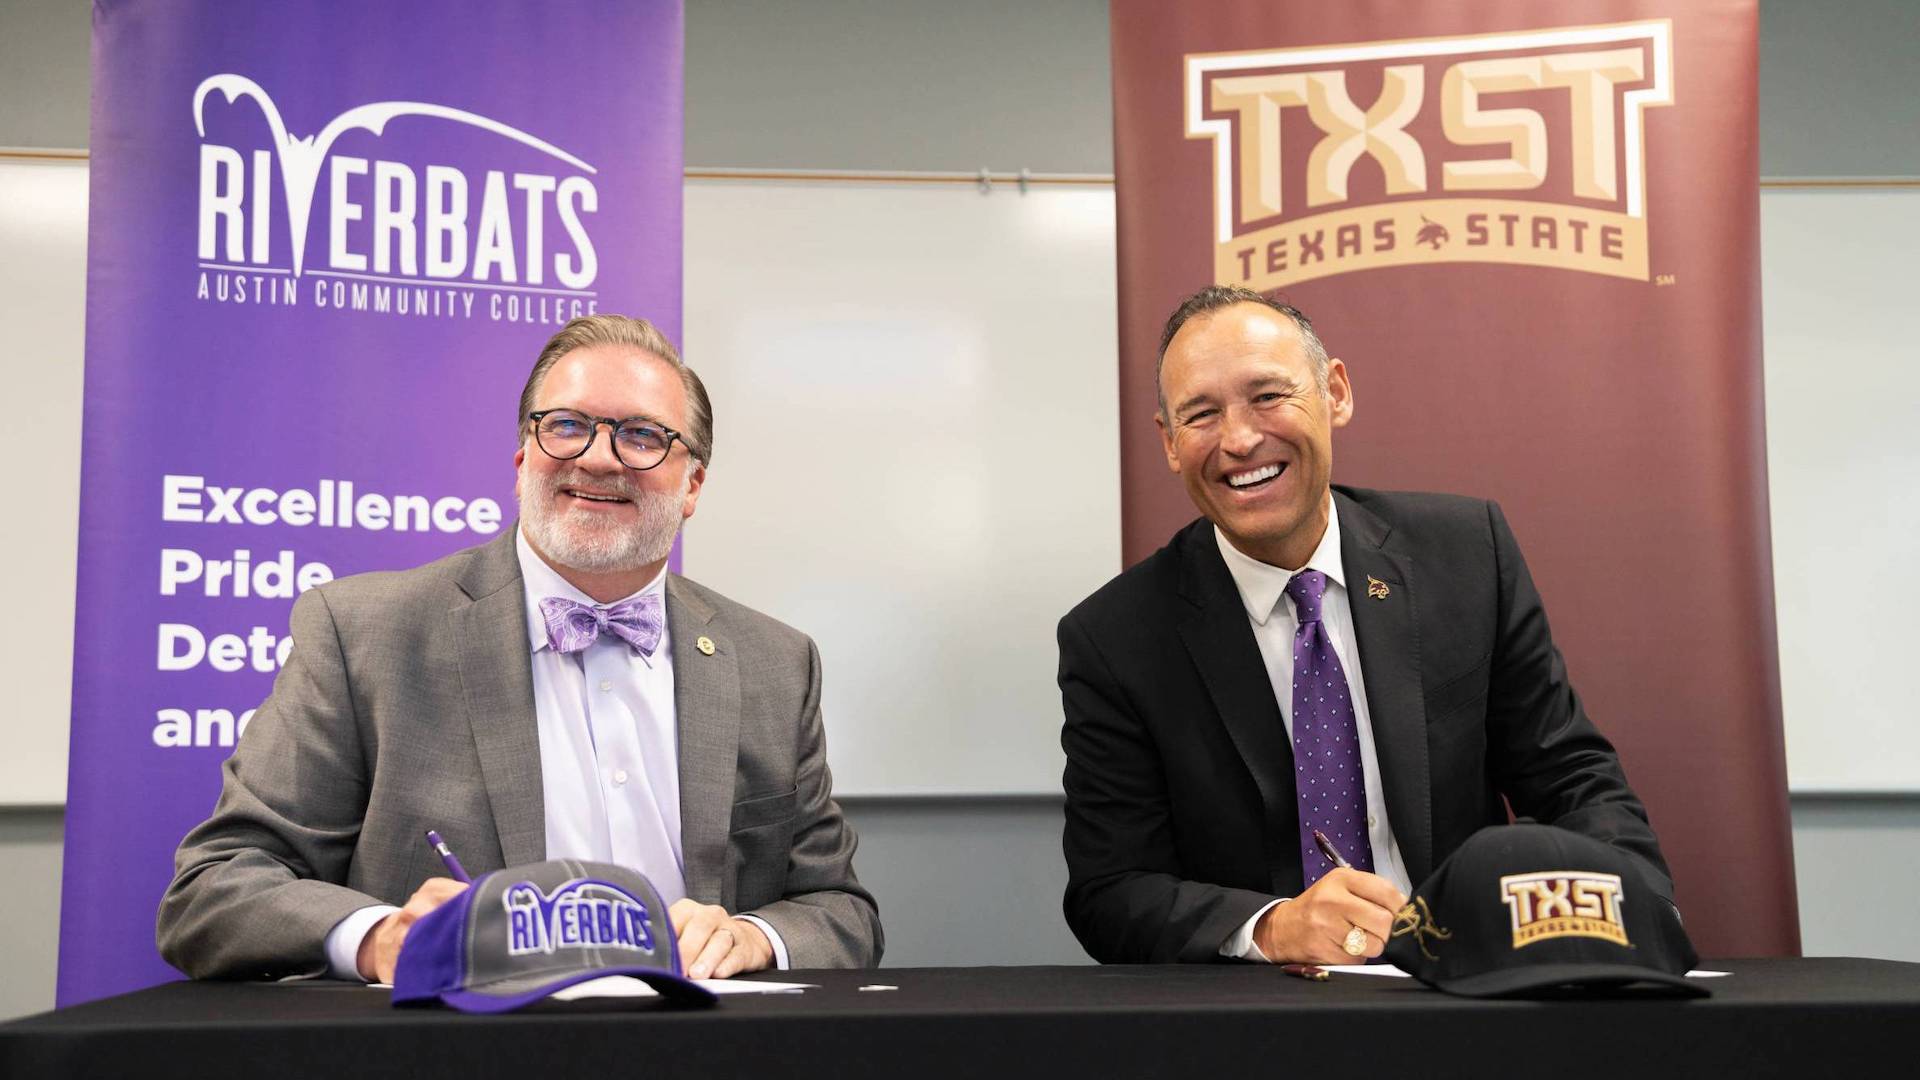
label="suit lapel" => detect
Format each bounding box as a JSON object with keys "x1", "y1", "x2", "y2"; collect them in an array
[
  {"x1": 449, "y1": 530, "x2": 546, "y2": 869},
  {"x1": 1173, "y1": 525, "x2": 1299, "y2": 889},
  {"x1": 667, "y1": 576, "x2": 740, "y2": 907},
  {"x1": 1335, "y1": 491, "x2": 1434, "y2": 883}
]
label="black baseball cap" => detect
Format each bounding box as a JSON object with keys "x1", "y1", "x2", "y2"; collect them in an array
[
  {"x1": 392, "y1": 858, "x2": 717, "y2": 1012},
  {"x1": 1383, "y1": 824, "x2": 1707, "y2": 998}
]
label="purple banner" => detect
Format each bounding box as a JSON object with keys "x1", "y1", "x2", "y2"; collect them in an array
[{"x1": 63, "y1": 0, "x2": 684, "y2": 1004}]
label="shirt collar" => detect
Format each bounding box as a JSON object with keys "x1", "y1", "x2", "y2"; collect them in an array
[
  {"x1": 1213, "y1": 494, "x2": 1346, "y2": 626},
  {"x1": 516, "y1": 525, "x2": 669, "y2": 655}
]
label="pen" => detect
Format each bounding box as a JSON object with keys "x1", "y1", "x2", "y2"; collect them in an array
[
  {"x1": 1311, "y1": 828, "x2": 1353, "y2": 872},
  {"x1": 1282, "y1": 963, "x2": 1329, "y2": 982},
  {"x1": 425, "y1": 829, "x2": 472, "y2": 883}
]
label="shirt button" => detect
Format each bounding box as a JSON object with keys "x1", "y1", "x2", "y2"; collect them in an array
[
  {"x1": 612, "y1": 769, "x2": 629, "y2": 785},
  {"x1": 599, "y1": 680, "x2": 613, "y2": 692},
  {"x1": 1367, "y1": 815, "x2": 1377, "y2": 829}
]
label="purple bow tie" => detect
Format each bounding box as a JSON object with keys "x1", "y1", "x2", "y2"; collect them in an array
[{"x1": 538, "y1": 594, "x2": 664, "y2": 657}]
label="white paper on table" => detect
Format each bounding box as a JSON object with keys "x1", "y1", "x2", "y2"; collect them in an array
[
  {"x1": 548, "y1": 974, "x2": 815, "y2": 999},
  {"x1": 1319, "y1": 965, "x2": 1730, "y2": 979}
]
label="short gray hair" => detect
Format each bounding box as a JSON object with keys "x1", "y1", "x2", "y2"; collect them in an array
[
  {"x1": 1155, "y1": 285, "x2": 1330, "y2": 417},
  {"x1": 517, "y1": 314, "x2": 714, "y2": 465}
]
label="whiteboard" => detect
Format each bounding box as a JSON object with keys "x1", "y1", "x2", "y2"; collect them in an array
[
  {"x1": 682, "y1": 179, "x2": 1118, "y2": 795},
  {"x1": 1760, "y1": 187, "x2": 1920, "y2": 794},
  {"x1": 0, "y1": 159, "x2": 86, "y2": 805},
  {"x1": 5, "y1": 156, "x2": 1915, "y2": 800}
]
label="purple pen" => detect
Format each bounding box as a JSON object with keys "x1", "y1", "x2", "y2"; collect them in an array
[
  {"x1": 425, "y1": 829, "x2": 472, "y2": 883},
  {"x1": 1311, "y1": 828, "x2": 1353, "y2": 871}
]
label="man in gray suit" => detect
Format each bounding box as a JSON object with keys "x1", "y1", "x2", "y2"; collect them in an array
[{"x1": 158, "y1": 315, "x2": 881, "y2": 983}]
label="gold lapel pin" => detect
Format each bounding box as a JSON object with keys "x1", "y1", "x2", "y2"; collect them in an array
[
  {"x1": 1367, "y1": 575, "x2": 1391, "y2": 600},
  {"x1": 696, "y1": 635, "x2": 716, "y2": 656}
]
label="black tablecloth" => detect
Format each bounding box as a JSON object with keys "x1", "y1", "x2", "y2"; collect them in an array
[{"x1": 5, "y1": 960, "x2": 1915, "y2": 1079}]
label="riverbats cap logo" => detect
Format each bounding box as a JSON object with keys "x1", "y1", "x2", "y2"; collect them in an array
[
  {"x1": 1185, "y1": 20, "x2": 1674, "y2": 289},
  {"x1": 392, "y1": 858, "x2": 716, "y2": 1012},
  {"x1": 1383, "y1": 824, "x2": 1707, "y2": 998}
]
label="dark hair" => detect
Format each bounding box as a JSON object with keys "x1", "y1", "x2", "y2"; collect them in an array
[
  {"x1": 1155, "y1": 285, "x2": 1330, "y2": 416},
  {"x1": 517, "y1": 314, "x2": 713, "y2": 464}
]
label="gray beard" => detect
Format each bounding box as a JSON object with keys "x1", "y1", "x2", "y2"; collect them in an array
[{"x1": 517, "y1": 462, "x2": 692, "y2": 575}]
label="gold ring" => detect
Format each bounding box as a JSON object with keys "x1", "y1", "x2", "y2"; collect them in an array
[{"x1": 1343, "y1": 926, "x2": 1368, "y2": 956}]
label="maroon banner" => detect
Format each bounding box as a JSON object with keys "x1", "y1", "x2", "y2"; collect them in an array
[{"x1": 1110, "y1": 0, "x2": 1795, "y2": 955}]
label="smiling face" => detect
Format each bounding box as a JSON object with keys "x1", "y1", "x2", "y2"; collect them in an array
[
  {"x1": 513, "y1": 343, "x2": 705, "y2": 598},
  {"x1": 1155, "y1": 302, "x2": 1352, "y2": 569}
]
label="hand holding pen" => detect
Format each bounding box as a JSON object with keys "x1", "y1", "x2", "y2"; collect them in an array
[
  {"x1": 1249, "y1": 829, "x2": 1408, "y2": 966},
  {"x1": 350, "y1": 829, "x2": 474, "y2": 983}
]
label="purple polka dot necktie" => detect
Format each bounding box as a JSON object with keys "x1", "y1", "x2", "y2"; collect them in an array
[
  {"x1": 538, "y1": 594, "x2": 664, "y2": 657},
  {"x1": 1285, "y1": 569, "x2": 1375, "y2": 884}
]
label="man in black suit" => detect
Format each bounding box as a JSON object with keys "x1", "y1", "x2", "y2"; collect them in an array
[{"x1": 1058, "y1": 285, "x2": 1674, "y2": 965}]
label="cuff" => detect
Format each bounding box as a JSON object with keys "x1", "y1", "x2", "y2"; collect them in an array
[
  {"x1": 735, "y1": 913, "x2": 790, "y2": 970},
  {"x1": 323, "y1": 904, "x2": 400, "y2": 982},
  {"x1": 1220, "y1": 899, "x2": 1288, "y2": 962}
]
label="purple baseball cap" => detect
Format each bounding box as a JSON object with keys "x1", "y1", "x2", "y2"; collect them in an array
[{"x1": 392, "y1": 858, "x2": 717, "y2": 1012}]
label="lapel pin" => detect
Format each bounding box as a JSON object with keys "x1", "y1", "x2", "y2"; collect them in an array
[
  {"x1": 1367, "y1": 575, "x2": 1391, "y2": 600},
  {"x1": 696, "y1": 635, "x2": 716, "y2": 656}
]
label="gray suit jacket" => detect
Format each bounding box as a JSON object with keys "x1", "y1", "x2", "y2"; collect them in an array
[{"x1": 157, "y1": 529, "x2": 881, "y2": 978}]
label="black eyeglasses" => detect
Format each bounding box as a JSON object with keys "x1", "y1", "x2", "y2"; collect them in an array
[{"x1": 527, "y1": 409, "x2": 684, "y2": 471}]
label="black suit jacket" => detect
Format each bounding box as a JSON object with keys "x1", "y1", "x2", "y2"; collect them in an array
[{"x1": 1058, "y1": 486, "x2": 1672, "y2": 963}]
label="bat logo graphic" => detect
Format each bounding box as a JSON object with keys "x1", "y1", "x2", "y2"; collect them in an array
[
  {"x1": 502, "y1": 877, "x2": 655, "y2": 956},
  {"x1": 192, "y1": 74, "x2": 597, "y2": 278}
]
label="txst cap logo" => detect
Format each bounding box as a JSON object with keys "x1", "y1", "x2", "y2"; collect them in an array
[
  {"x1": 1500, "y1": 870, "x2": 1629, "y2": 949},
  {"x1": 1184, "y1": 21, "x2": 1674, "y2": 289}
]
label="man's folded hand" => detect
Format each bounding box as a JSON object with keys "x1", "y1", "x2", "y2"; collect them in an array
[{"x1": 669, "y1": 897, "x2": 773, "y2": 979}]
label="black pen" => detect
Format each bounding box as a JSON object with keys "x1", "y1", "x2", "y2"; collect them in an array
[
  {"x1": 1311, "y1": 828, "x2": 1352, "y2": 871},
  {"x1": 425, "y1": 829, "x2": 472, "y2": 884}
]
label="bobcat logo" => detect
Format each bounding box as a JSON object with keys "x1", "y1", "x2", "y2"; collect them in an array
[
  {"x1": 1416, "y1": 216, "x2": 1450, "y2": 250},
  {"x1": 1391, "y1": 896, "x2": 1454, "y2": 960}
]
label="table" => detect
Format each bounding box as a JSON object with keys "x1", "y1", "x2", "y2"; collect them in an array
[{"x1": 5, "y1": 960, "x2": 1916, "y2": 1079}]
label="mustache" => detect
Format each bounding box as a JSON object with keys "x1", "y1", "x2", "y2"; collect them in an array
[{"x1": 535, "y1": 467, "x2": 644, "y2": 502}]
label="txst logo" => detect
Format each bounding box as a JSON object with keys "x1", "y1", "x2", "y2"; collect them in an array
[
  {"x1": 1499, "y1": 870, "x2": 1630, "y2": 949},
  {"x1": 1185, "y1": 21, "x2": 1674, "y2": 288},
  {"x1": 502, "y1": 877, "x2": 657, "y2": 957},
  {"x1": 192, "y1": 74, "x2": 601, "y2": 325}
]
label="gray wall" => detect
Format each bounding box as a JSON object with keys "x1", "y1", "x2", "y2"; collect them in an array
[
  {"x1": 16, "y1": 0, "x2": 1920, "y2": 174},
  {"x1": 1757, "y1": 0, "x2": 1920, "y2": 176},
  {"x1": 0, "y1": 810, "x2": 63, "y2": 1022},
  {"x1": 3, "y1": 0, "x2": 1919, "y2": 1022}
]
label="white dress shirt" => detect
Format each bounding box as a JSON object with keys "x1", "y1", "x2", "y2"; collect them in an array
[
  {"x1": 1215, "y1": 498, "x2": 1413, "y2": 961},
  {"x1": 516, "y1": 530, "x2": 688, "y2": 903},
  {"x1": 322, "y1": 527, "x2": 787, "y2": 978}
]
